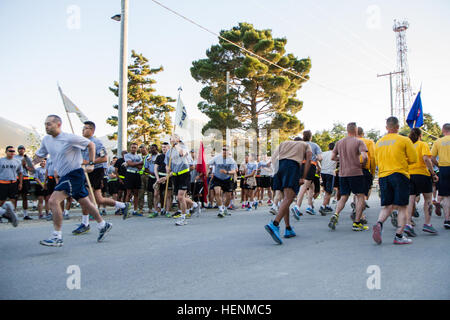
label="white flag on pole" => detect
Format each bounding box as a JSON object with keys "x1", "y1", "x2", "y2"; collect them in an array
[
  {"x1": 174, "y1": 89, "x2": 188, "y2": 129},
  {"x1": 58, "y1": 85, "x2": 89, "y2": 123}
]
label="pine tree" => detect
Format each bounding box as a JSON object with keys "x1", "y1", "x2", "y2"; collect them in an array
[{"x1": 107, "y1": 50, "x2": 175, "y2": 147}]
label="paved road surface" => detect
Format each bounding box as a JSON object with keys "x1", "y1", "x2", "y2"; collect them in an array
[{"x1": 1, "y1": 195, "x2": 449, "y2": 300}]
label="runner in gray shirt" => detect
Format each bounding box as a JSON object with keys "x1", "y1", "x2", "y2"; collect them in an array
[
  {"x1": 33, "y1": 114, "x2": 112, "y2": 247},
  {"x1": 0, "y1": 146, "x2": 21, "y2": 227},
  {"x1": 14, "y1": 145, "x2": 34, "y2": 219}
]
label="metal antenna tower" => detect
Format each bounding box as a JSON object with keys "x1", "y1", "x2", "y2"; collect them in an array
[{"x1": 393, "y1": 20, "x2": 413, "y2": 124}]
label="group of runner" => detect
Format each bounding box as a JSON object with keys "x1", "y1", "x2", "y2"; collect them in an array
[{"x1": 1, "y1": 115, "x2": 449, "y2": 247}]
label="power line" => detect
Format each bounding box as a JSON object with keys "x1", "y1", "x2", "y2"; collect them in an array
[{"x1": 150, "y1": 0, "x2": 381, "y2": 107}]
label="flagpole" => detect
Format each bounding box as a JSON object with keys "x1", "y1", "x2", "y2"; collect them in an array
[{"x1": 57, "y1": 84, "x2": 97, "y2": 207}]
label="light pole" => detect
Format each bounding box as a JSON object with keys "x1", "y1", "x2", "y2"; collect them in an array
[
  {"x1": 111, "y1": 0, "x2": 128, "y2": 155},
  {"x1": 377, "y1": 70, "x2": 403, "y2": 117}
]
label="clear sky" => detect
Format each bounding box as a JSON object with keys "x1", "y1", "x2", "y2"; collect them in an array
[{"x1": 1, "y1": 0, "x2": 449, "y2": 140}]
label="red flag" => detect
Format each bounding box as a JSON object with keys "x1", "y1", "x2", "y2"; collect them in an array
[{"x1": 196, "y1": 142, "x2": 208, "y2": 203}]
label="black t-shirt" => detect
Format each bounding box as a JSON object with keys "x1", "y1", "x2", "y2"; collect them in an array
[
  {"x1": 155, "y1": 154, "x2": 166, "y2": 174},
  {"x1": 114, "y1": 158, "x2": 127, "y2": 176}
]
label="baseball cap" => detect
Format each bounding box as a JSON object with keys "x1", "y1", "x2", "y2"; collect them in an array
[{"x1": 18, "y1": 145, "x2": 25, "y2": 150}]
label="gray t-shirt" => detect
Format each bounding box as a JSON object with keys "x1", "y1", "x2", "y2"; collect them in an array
[
  {"x1": 46, "y1": 158, "x2": 56, "y2": 177},
  {"x1": 34, "y1": 166, "x2": 46, "y2": 182},
  {"x1": 144, "y1": 154, "x2": 158, "y2": 175},
  {"x1": 81, "y1": 136, "x2": 107, "y2": 169},
  {"x1": 14, "y1": 154, "x2": 33, "y2": 177},
  {"x1": 258, "y1": 161, "x2": 273, "y2": 176},
  {"x1": 35, "y1": 132, "x2": 91, "y2": 177},
  {"x1": 307, "y1": 141, "x2": 322, "y2": 162},
  {"x1": 209, "y1": 155, "x2": 237, "y2": 180},
  {"x1": 0, "y1": 157, "x2": 23, "y2": 181},
  {"x1": 106, "y1": 165, "x2": 117, "y2": 181},
  {"x1": 124, "y1": 153, "x2": 142, "y2": 173},
  {"x1": 165, "y1": 144, "x2": 191, "y2": 174}
]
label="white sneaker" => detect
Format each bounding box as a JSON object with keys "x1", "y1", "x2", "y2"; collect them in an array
[{"x1": 175, "y1": 218, "x2": 187, "y2": 226}]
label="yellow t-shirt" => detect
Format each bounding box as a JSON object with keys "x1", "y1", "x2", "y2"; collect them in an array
[
  {"x1": 375, "y1": 133, "x2": 418, "y2": 178},
  {"x1": 359, "y1": 137, "x2": 376, "y2": 175},
  {"x1": 409, "y1": 141, "x2": 431, "y2": 176},
  {"x1": 431, "y1": 135, "x2": 450, "y2": 167}
]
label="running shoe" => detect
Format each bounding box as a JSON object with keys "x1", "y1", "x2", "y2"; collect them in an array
[
  {"x1": 185, "y1": 213, "x2": 192, "y2": 219},
  {"x1": 132, "y1": 211, "x2": 143, "y2": 217},
  {"x1": 325, "y1": 206, "x2": 334, "y2": 212},
  {"x1": 444, "y1": 221, "x2": 450, "y2": 229},
  {"x1": 264, "y1": 221, "x2": 283, "y2": 244},
  {"x1": 433, "y1": 201, "x2": 442, "y2": 216},
  {"x1": 97, "y1": 222, "x2": 112, "y2": 242},
  {"x1": 165, "y1": 212, "x2": 172, "y2": 218},
  {"x1": 147, "y1": 212, "x2": 158, "y2": 218},
  {"x1": 404, "y1": 225, "x2": 417, "y2": 237},
  {"x1": 227, "y1": 205, "x2": 235, "y2": 210},
  {"x1": 40, "y1": 237, "x2": 63, "y2": 247},
  {"x1": 390, "y1": 210, "x2": 398, "y2": 228},
  {"x1": 207, "y1": 203, "x2": 213, "y2": 209},
  {"x1": 122, "y1": 204, "x2": 131, "y2": 220},
  {"x1": 218, "y1": 211, "x2": 224, "y2": 218},
  {"x1": 284, "y1": 227, "x2": 296, "y2": 238},
  {"x1": 223, "y1": 208, "x2": 231, "y2": 216},
  {"x1": 393, "y1": 234, "x2": 412, "y2": 245},
  {"x1": 360, "y1": 218, "x2": 368, "y2": 225},
  {"x1": 2, "y1": 203, "x2": 18, "y2": 227},
  {"x1": 101, "y1": 209, "x2": 107, "y2": 216},
  {"x1": 422, "y1": 224, "x2": 438, "y2": 234},
  {"x1": 72, "y1": 223, "x2": 90, "y2": 235},
  {"x1": 267, "y1": 200, "x2": 273, "y2": 205},
  {"x1": 175, "y1": 218, "x2": 187, "y2": 226},
  {"x1": 319, "y1": 206, "x2": 327, "y2": 216},
  {"x1": 328, "y1": 214, "x2": 339, "y2": 230},
  {"x1": 372, "y1": 223, "x2": 382, "y2": 244},
  {"x1": 241, "y1": 204, "x2": 245, "y2": 209},
  {"x1": 352, "y1": 222, "x2": 369, "y2": 231},
  {"x1": 24, "y1": 216, "x2": 33, "y2": 220},
  {"x1": 63, "y1": 214, "x2": 70, "y2": 220},
  {"x1": 115, "y1": 209, "x2": 122, "y2": 215},
  {"x1": 253, "y1": 201, "x2": 258, "y2": 210},
  {"x1": 270, "y1": 207, "x2": 277, "y2": 215},
  {"x1": 306, "y1": 207, "x2": 316, "y2": 215},
  {"x1": 413, "y1": 208, "x2": 420, "y2": 218},
  {"x1": 45, "y1": 213, "x2": 53, "y2": 221}
]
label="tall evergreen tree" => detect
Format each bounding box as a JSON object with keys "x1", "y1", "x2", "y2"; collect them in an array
[
  {"x1": 107, "y1": 50, "x2": 175, "y2": 146},
  {"x1": 191, "y1": 22, "x2": 311, "y2": 144}
]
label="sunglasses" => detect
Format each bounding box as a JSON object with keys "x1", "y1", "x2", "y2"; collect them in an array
[{"x1": 7, "y1": 150, "x2": 16, "y2": 153}]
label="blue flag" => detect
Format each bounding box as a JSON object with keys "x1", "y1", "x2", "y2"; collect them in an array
[{"x1": 406, "y1": 91, "x2": 423, "y2": 128}]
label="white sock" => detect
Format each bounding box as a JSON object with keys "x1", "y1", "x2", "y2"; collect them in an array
[
  {"x1": 115, "y1": 201, "x2": 126, "y2": 209},
  {"x1": 98, "y1": 220, "x2": 106, "y2": 229},
  {"x1": 52, "y1": 230, "x2": 62, "y2": 239},
  {"x1": 82, "y1": 215, "x2": 89, "y2": 226}
]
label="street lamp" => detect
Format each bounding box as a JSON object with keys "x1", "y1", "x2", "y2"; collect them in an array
[{"x1": 111, "y1": 0, "x2": 128, "y2": 155}]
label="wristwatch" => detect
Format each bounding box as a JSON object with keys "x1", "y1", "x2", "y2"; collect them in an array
[{"x1": 88, "y1": 161, "x2": 94, "y2": 166}]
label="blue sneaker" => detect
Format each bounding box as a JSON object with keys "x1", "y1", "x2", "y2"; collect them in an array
[
  {"x1": 122, "y1": 203, "x2": 131, "y2": 220},
  {"x1": 264, "y1": 221, "x2": 283, "y2": 244},
  {"x1": 292, "y1": 207, "x2": 301, "y2": 220},
  {"x1": 246, "y1": 206, "x2": 252, "y2": 211},
  {"x1": 253, "y1": 201, "x2": 258, "y2": 210},
  {"x1": 284, "y1": 227, "x2": 296, "y2": 238},
  {"x1": 72, "y1": 223, "x2": 90, "y2": 235},
  {"x1": 40, "y1": 237, "x2": 63, "y2": 247},
  {"x1": 97, "y1": 222, "x2": 112, "y2": 242},
  {"x1": 306, "y1": 207, "x2": 316, "y2": 215},
  {"x1": 132, "y1": 211, "x2": 143, "y2": 217}
]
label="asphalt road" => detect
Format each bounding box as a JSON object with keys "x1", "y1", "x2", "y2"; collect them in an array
[{"x1": 1, "y1": 195, "x2": 449, "y2": 300}]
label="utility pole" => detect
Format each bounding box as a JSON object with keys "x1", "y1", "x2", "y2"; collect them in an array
[
  {"x1": 112, "y1": 0, "x2": 129, "y2": 155},
  {"x1": 377, "y1": 70, "x2": 404, "y2": 117}
]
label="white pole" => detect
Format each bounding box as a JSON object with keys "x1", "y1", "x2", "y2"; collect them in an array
[{"x1": 117, "y1": 0, "x2": 129, "y2": 155}]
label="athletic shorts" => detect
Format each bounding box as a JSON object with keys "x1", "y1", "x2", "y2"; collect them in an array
[
  {"x1": 409, "y1": 174, "x2": 432, "y2": 195},
  {"x1": 362, "y1": 169, "x2": 374, "y2": 196},
  {"x1": 0, "y1": 182, "x2": 18, "y2": 201},
  {"x1": 87, "y1": 168, "x2": 105, "y2": 190},
  {"x1": 313, "y1": 174, "x2": 320, "y2": 194},
  {"x1": 272, "y1": 159, "x2": 301, "y2": 194},
  {"x1": 125, "y1": 172, "x2": 141, "y2": 190},
  {"x1": 54, "y1": 168, "x2": 89, "y2": 201},
  {"x1": 379, "y1": 173, "x2": 410, "y2": 207},
  {"x1": 46, "y1": 177, "x2": 56, "y2": 195},
  {"x1": 208, "y1": 176, "x2": 215, "y2": 190},
  {"x1": 233, "y1": 181, "x2": 237, "y2": 191},
  {"x1": 211, "y1": 176, "x2": 234, "y2": 193},
  {"x1": 259, "y1": 176, "x2": 272, "y2": 189},
  {"x1": 339, "y1": 175, "x2": 366, "y2": 196},
  {"x1": 321, "y1": 174, "x2": 335, "y2": 194},
  {"x1": 147, "y1": 177, "x2": 157, "y2": 193},
  {"x1": 173, "y1": 172, "x2": 190, "y2": 194},
  {"x1": 35, "y1": 184, "x2": 46, "y2": 197},
  {"x1": 101, "y1": 177, "x2": 108, "y2": 193},
  {"x1": 19, "y1": 179, "x2": 30, "y2": 194},
  {"x1": 239, "y1": 177, "x2": 244, "y2": 189},
  {"x1": 299, "y1": 163, "x2": 317, "y2": 181},
  {"x1": 108, "y1": 180, "x2": 119, "y2": 195},
  {"x1": 118, "y1": 179, "x2": 127, "y2": 191},
  {"x1": 438, "y1": 166, "x2": 450, "y2": 197}
]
